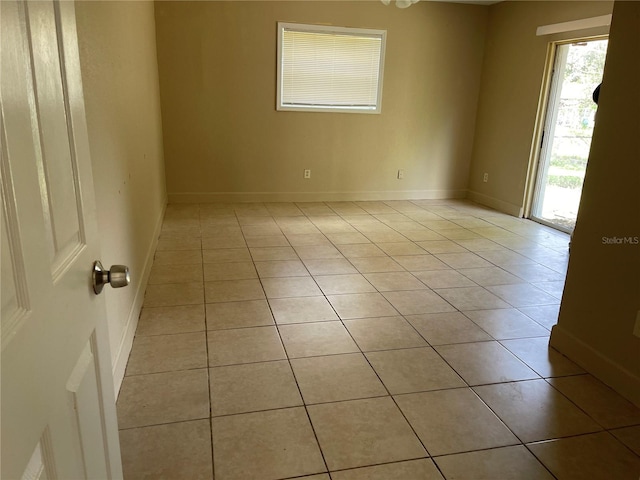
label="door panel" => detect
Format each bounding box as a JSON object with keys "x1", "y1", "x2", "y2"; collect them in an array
[
  {"x1": 27, "y1": 0, "x2": 85, "y2": 276},
  {"x1": 1, "y1": 145, "x2": 30, "y2": 348},
  {"x1": 66, "y1": 339, "x2": 109, "y2": 479},
  {"x1": 1, "y1": 1, "x2": 123, "y2": 478},
  {"x1": 22, "y1": 430, "x2": 56, "y2": 480}
]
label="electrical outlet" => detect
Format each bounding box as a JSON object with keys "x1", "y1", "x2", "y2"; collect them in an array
[
  {"x1": 483, "y1": 173, "x2": 489, "y2": 183},
  {"x1": 304, "y1": 169, "x2": 311, "y2": 179},
  {"x1": 397, "y1": 169, "x2": 404, "y2": 180}
]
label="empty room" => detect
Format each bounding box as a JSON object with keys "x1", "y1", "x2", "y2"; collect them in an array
[{"x1": 2, "y1": 0, "x2": 639, "y2": 479}]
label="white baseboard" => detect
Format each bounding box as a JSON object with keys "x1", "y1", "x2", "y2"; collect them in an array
[
  {"x1": 111, "y1": 199, "x2": 167, "y2": 397},
  {"x1": 466, "y1": 190, "x2": 524, "y2": 217},
  {"x1": 550, "y1": 324, "x2": 640, "y2": 407},
  {"x1": 168, "y1": 189, "x2": 468, "y2": 204}
]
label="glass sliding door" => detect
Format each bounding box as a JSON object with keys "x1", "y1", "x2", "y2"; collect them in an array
[{"x1": 531, "y1": 38, "x2": 608, "y2": 232}]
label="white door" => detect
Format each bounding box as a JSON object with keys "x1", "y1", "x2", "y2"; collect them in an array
[{"x1": 1, "y1": 1, "x2": 123, "y2": 478}]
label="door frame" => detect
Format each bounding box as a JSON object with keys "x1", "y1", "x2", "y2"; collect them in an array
[{"x1": 523, "y1": 34, "x2": 608, "y2": 228}]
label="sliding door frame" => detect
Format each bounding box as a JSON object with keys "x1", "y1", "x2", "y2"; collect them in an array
[{"x1": 523, "y1": 34, "x2": 608, "y2": 230}]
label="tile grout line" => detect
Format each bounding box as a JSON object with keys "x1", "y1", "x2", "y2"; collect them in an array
[
  {"x1": 333, "y1": 202, "x2": 567, "y2": 476},
  {"x1": 251, "y1": 221, "x2": 333, "y2": 478},
  {"x1": 199, "y1": 204, "x2": 217, "y2": 480},
  {"x1": 311, "y1": 206, "x2": 444, "y2": 475}
]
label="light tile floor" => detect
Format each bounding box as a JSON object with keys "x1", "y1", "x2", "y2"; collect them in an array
[{"x1": 118, "y1": 199, "x2": 640, "y2": 480}]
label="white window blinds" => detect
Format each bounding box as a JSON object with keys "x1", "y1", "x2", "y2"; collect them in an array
[{"x1": 277, "y1": 23, "x2": 386, "y2": 113}]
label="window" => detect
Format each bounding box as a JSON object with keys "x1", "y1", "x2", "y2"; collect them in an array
[{"x1": 277, "y1": 22, "x2": 387, "y2": 114}]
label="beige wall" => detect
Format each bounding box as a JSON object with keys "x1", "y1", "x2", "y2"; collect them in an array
[
  {"x1": 76, "y1": 1, "x2": 166, "y2": 389},
  {"x1": 551, "y1": 0, "x2": 640, "y2": 406},
  {"x1": 155, "y1": 1, "x2": 488, "y2": 202},
  {"x1": 468, "y1": 1, "x2": 613, "y2": 215}
]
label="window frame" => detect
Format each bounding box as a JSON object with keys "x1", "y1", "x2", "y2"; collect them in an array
[{"x1": 276, "y1": 22, "x2": 387, "y2": 114}]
